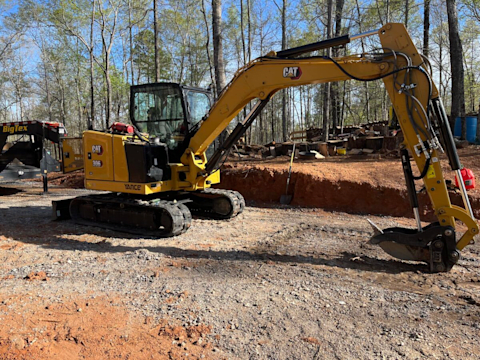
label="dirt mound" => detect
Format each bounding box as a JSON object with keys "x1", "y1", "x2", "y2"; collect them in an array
[
  {"x1": 0, "y1": 296, "x2": 215, "y2": 360},
  {"x1": 30, "y1": 171, "x2": 85, "y2": 189}
]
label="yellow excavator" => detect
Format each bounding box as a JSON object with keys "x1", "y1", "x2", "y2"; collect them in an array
[{"x1": 54, "y1": 23, "x2": 478, "y2": 272}]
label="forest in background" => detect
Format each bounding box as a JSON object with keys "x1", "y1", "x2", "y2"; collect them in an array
[{"x1": 0, "y1": 0, "x2": 478, "y2": 143}]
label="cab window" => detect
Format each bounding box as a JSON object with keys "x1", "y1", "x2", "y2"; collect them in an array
[
  {"x1": 132, "y1": 84, "x2": 186, "y2": 150},
  {"x1": 186, "y1": 91, "x2": 211, "y2": 126}
]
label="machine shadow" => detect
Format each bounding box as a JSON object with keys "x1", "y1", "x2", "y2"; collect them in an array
[
  {"x1": 0, "y1": 205, "x2": 425, "y2": 275},
  {"x1": 0, "y1": 186, "x2": 23, "y2": 196}
]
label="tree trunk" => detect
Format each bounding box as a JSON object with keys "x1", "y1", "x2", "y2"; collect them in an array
[
  {"x1": 247, "y1": 0, "x2": 251, "y2": 62},
  {"x1": 355, "y1": 0, "x2": 369, "y2": 124},
  {"x1": 423, "y1": 0, "x2": 430, "y2": 56},
  {"x1": 43, "y1": 61, "x2": 53, "y2": 123},
  {"x1": 469, "y1": 36, "x2": 475, "y2": 113},
  {"x1": 105, "y1": 58, "x2": 112, "y2": 129},
  {"x1": 89, "y1": 0, "x2": 96, "y2": 128},
  {"x1": 240, "y1": 0, "x2": 246, "y2": 65},
  {"x1": 322, "y1": 0, "x2": 333, "y2": 142},
  {"x1": 75, "y1": 71, "x2": 83, "y2": 128},
  {"x1": 201, "y1": 0, "x2": 215, "y2": 89},
  {"x1": 239, "y1": 0, "x2": 249, "y2": 138},
  {"x1": 405, "y1": 0, "x2": 409, "y2": 28},
  {"x1": 446, "y1": 0, "x2": 465, "y2": 137},
  {"x1": 439, "y1": 22, "x2": 443, "y2": 98},
  {"x1": 153, "y1": 0, "x2": 160, "y2": 82},
  {"x1": 212, "y1": 0, "x2": 226, "y2": 96},
  {"x1": 331, "y1": 0, "x2": 344, "y2": 132},
  {"x1": 306, "y1": 87, "x2": 311, "y2": 127},
  {"x1": 271, "y1": 101, "x2": 275, "y2": 142},
  {"x1": 299, "y1": 87, "x2": 303, "y2": 131},
  {"x1": 128, "y1": 0, "x2": 135, "y2": 85},
  {"x1": 101, "y1": 20, "x2": 110, "y2": 129},
  {"x1": 281, "y1": 0, "x2": 288, "y2": 141},
  {"x1": 59, "y1": 77, "x2": 66, "y2": 124},
  {"x1": 385, "y1": 0, "x2": 390, "y2": 22},
  {"x1": 258, "y1": 22, "x2": 265, "y2": 144}
]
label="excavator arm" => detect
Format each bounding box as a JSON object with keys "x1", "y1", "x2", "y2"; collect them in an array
[
  {"x1": 375, "y1": 24, "x2": 478, "y2": 269},
  {"x1": 181, "y1": 23, "x2": 478, "y2": 272}
]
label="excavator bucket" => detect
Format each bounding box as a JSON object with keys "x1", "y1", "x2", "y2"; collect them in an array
[
  {"x1": 367, "y1": 220, "x2": 430, "y2": 262},
  {"x1": 370, "y1": 238, "x2": 430, "y2": 262},
  {"x1": 368, "y1": 223, "x2": 460, "y2": 272}
]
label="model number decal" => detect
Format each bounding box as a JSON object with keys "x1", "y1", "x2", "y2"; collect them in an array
[
  {"x1": 125, "y1": 184, "x2": 141, "y2": 191},
  {"x1": 283, "y1": 66, "x2": 302, "y2": 80},
  {"x1": 92, "y1": 145, "x2": 103, "y2": 155},
  {"x1": 92, "y1": 160, "x2": 102, "y2": 167}
]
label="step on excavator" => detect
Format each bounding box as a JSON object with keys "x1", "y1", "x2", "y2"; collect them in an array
[{"x1": 53, "y1": 23, "x2": 478, "y2": 272}]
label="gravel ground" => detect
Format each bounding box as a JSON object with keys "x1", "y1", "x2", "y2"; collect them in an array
[{"x1": 1, "y1": 183, "x2": 480, "y2": 359}]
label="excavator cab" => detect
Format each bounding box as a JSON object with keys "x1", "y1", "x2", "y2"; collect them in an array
[{"x1": 130, "y1": 83, "x2": 212, "y2": 162}]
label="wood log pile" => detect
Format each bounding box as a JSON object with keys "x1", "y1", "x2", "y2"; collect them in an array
[{"x1": 229, "y1": 121, "x2": 404, "y2": 160}]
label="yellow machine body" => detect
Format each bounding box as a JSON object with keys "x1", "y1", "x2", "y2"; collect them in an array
[{"x1": 82, "y1": 130, "x2": 220, "y2": 195}]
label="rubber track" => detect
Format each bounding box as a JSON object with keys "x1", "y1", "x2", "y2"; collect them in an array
[
  {"x1": 176, "y1": 202, "x2": 193, "y2": 233},
  {"x1": 188, "y1": 188, "x2": 245, "y2": 219},
  {"x1": 230, "y1": 190, "x2": 246, "y2": 214},
  {"x1": 69, "y1": 194, "x2": 191, "y2": 237}
]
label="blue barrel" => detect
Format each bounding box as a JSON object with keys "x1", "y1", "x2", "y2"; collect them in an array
[
  {"x1": 466, "y1": 116, "x2": 477, "y2": 143},
  {"x1": 454, "y1": 116, "x2": 478, "y2": 142},
  {"x1": 454, "y1": 117, "x2": 462, "y2": 137}
]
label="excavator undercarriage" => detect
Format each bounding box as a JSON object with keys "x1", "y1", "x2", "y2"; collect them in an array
[{"x1": 55, "y1": 188, "x2": 245, "y2": 237}]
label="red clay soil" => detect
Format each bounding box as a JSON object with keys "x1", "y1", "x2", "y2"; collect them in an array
[
  {"x1": 217, "y1": 146, "x2": 480, "y2": 222},
  {"x1": 40, "y1": 171, "x2": 85, "y2": 189},
  {"x1": 0, "y1": 295, "x2": 215, "y2": 360}
]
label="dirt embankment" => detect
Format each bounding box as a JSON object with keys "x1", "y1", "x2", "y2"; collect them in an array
[
  {"x1": 219, "y1": 165, "x2": 480, "y2": 222},
  {"x1": 218, "y1": 147, "x2": 480, "y2": 221}
]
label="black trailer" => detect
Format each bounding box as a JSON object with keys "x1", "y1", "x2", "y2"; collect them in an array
[{"x1": 0, "y1": 121, "x2": 68, "y2": 181}]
